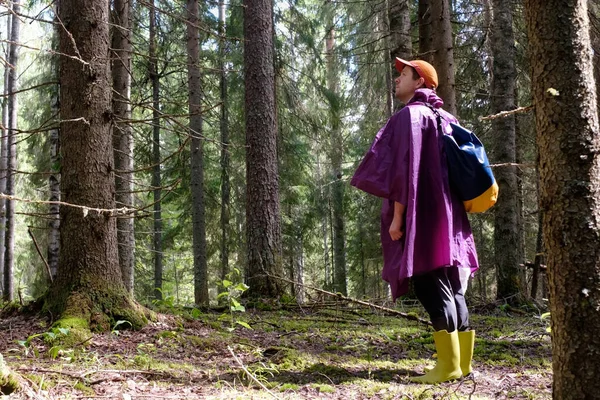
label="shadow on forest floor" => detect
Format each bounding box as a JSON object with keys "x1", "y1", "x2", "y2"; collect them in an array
[{"x1": 0, "y1": 301, "x2": 552, "y2": 399}]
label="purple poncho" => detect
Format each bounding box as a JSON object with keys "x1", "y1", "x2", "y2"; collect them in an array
[{"x1": 351, "y1": 89, "x2": 479, "y2": 300}]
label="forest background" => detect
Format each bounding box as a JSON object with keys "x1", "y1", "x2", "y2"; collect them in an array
[
  {"x1": 0, "y1": 0, "x2": 599, "y2": 398},
  {"x1": 1, "y1": 0, "x2": 544, "y2": 309}
]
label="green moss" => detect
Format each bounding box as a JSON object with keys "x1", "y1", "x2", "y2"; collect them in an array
[
  {"x1": 54, "y1": 317, "x2": 89, "y2": 330},
  {"x1": 270, "y1": 348, "x2": 313, "y2": 371},
  {"x1": 44, "y1": 286, "x2": 151, "y2": 333},
  {"x1": 278, "y1": 383, "x2": 300, "y2": 391},
  {"x1": 354, "y1": 380, "x2": 392, "y2": 397},
  {"x1": 0, "y1": 373, "x2": 18, "y2": 395},
  {"x1": 74, "y1": 381, "x2": 95, "y2": 396},
  {"x1": 50, "y1": 318, "x2": 91, "y2": 348},
  {"x1": 157, "y1": 330, "x2": 178, "y2": 339},
  {"x1": 311, "y1": 383, "x2": 335, "y2": 393},
  {"x1": 0, "y1": 355, "x2": 19, "y2": 395}
]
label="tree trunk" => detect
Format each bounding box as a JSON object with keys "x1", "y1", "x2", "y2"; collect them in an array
[
  {"x1": 429, "y1": 0, "x2": 457, "y2": 115},
  {"x1": 112, "y1": 0, "x2": 134, "y2": 293},
  {"x1": 388, "y1": 0, "x2": 412, "y2": 112},
  {"x1": 149, "y1": 0, "x2": 163, "y2": 301},
  {"x1": 524, "y1": 0, "x2": 600, "y2": 397},
  {"x1": 531, "y1": 205, "x2": 543, "y2": 300},
  {"x1": 187, "y1": 0, "x2": 208, "y2": 305},
  {"x1": 389, "y1": 0, "x2": 412, "y2": 61},
  {"x1": 48, "y1": 95, "x2": 60, "y2": 281},
  {"x1": 3, "y1": 0, "x2": 20, "y2": 302},
  {"x1": 244, "y1": 0, "x2": 284, "y2": 298},
  {"x1": 47, "y1": 0, "x2": 146, "y2": 330},
  {"x1": 326, "y1": 12, "x2": 347, "y2": 296},
  {"x1": 0, "y1": 11, "x2": 12, "y2": 297},
  {"x1": 295, "y1": 234, "x2": 304, "y2": 303},
  {"x1": 491, "y1": 0, "x2": 520, "y2": 302},
  {"x1": 218, "y1": 0, "x2": 230, "y2": 282},
  {"x1": 316, "y1": 153, "x2": 331, "y2": 288},
  {"x1": 418, "y1": 0, "x2": 433, "y2": 62},
  {"x1": 591, "y1": 1, "x2": 600, "y2": 120}
]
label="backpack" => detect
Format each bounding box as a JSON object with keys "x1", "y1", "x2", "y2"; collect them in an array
[{"x1": 429, "y1": 106, "x2": 499, "y2": 213}]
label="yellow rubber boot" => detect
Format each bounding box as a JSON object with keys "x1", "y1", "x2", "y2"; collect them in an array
[
  {"x1": 411, "y1": 330, "x2": 462, "y2": 383},
  {"x1": 458, "y1": 330, "x2": 475, "y2": 376}
]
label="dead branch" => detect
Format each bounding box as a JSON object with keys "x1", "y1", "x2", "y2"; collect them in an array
[
  {"x1": 27, "y1": 228, "x2": 52, "y2": 283},
  {"x1": 0, "y1": 193, "x2": 135, "y2": 216},
  {"x1": 266, "y1": 274, "x2": 433, "y2": 326},
  {"x1": 479, "y1": 105, "x2": 534, "y2": 121}
]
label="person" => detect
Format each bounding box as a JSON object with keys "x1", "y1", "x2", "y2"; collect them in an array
[{"x1": 350, "y1": 58, "x2": 479, "y2": 384}]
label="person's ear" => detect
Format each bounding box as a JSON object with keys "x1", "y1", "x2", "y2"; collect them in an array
[{"x1": 417, "y1": 77, "x2": 425, "y2": 88}]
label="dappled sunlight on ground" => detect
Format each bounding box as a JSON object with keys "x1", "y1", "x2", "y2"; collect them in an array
[{"x1": 0, "y1": 303, "x2": 552, "y2": 399}]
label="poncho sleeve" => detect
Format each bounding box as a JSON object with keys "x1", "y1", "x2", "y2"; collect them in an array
[{"x1": 350, "y1": 110, "x2": 412, "y2": 206}]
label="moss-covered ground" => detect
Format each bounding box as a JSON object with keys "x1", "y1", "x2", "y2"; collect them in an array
[{"x1": 0, "y1": 302, "x2": 552, "y2": 399}]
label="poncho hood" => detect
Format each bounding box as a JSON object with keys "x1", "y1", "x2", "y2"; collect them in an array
[{"x1": 408, "y1": 88, "x2": 444, "y2": 109}]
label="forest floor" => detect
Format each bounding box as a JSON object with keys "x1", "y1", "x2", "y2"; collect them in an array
[{"x1": 0, "y1": 300, "x2": 552, "y2": 400}]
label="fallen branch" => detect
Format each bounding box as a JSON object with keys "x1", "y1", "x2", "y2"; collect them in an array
[{"x1": 266, "y1": 274, "x2": 432, "y2": 327}]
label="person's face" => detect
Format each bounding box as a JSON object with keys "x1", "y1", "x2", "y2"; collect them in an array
[{"x1": 394, "y1": 66, "x2": 425, "y2": 103}]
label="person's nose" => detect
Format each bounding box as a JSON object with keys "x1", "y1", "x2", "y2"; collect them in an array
[{"x1": 394, "y1": 76, "x2": 401, "y2": 84}]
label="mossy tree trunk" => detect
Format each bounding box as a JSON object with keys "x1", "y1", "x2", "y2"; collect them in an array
[
  {"x1": 46, "y1": 0, "x2": 146, "y2": 330},
  {"x1": 525, "y1": 0, "x2": 600, "y2": 397}
]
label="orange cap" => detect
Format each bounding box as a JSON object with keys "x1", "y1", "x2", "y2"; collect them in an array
[{"x1": 395, "y1": 58, "x2": 438, "y2": 89}]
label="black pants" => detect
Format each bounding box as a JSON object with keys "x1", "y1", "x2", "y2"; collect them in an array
[{"x1": 412, "y1": 266, "x2": 469, "y2": 332}]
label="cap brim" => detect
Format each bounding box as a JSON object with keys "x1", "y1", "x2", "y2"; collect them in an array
[{"x1": 395, "y1": 57, "x2": 414, "y2": 73}]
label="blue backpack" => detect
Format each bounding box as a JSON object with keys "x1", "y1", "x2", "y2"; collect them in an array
[{"x1": 429, "y1": 106, "x2": 498, "y2": 213}]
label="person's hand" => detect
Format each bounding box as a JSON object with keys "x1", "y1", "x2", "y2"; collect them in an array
[{"x1": 389, "y1": 217, "x2": 404, "y2": 241}]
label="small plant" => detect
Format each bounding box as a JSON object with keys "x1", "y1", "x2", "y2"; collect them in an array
[
  {"x1": 217, "y1": 268, "x2": 252, "y2": 331},
  {"x1": 244, "y1": 361, "x2": 279, "y2": 386},
  {"x1": 15, "y1": 327, "x2": 70, "y2": 358},
  {"x1": 152, "y1": 289, "x2": 177, "y2": 312},
  {"x1": 111, "y1": 320, "x2": 132, "y2": 336}
]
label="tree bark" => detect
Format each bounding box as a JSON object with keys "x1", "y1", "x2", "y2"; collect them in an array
[
  {"x1": 3, "y1": 0, "x2": 20, "y2": 302},
  {"x1": 591, "y1": 1, "x2": 600, "y2": 120},
  {"x1": 48, "y1": 0, "x2": 146, "y2": 330},
  {"x1": 491, "y1": 0, "x2": 520, "y2": 302},
  {"x1": 112, "y1": 0, "x2": 134, "y2": 293},
  {"x1": 388, "y1": 0, "x2": 412, "y2": 61},
  {"x1": 316, "y1": 153, "x2": 331, "y2": 288},
  {"x1": 47, "y1": 95, "x2": 60, "y2": 281},
  {"x1": 429, "y1": 0, "x2": 457, "y2": 115},
  {"x1": 531, "y1": 204, "x2": 543, "y2": 300},
  {"x1": 218, "y1": 0, "x2": 230, "y2": 282},
  {"x1": 388, "y1": 0, "x2": 412, "y2": 112},
  {"x1": 326, "y1": 11, "x2": 347, "y2": 296},
  {"x1": 187, "y1": 0, "x2": 209, "y2": 305},
  {"x1": 0, "y1": 11, "x2": 12, "y2": 297},
  {"x1": 244, "y1": 0, "x2": 284, "y2": 298},
  {"x1": 418, "y1": 0, "x2": 433, "y2": 62},
  {"x1": 524, "y1": 0, "x2": 600, "y2": 397},
  {"x1": 149, "y1": 0, "x2": 163, "y2": 301}
]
